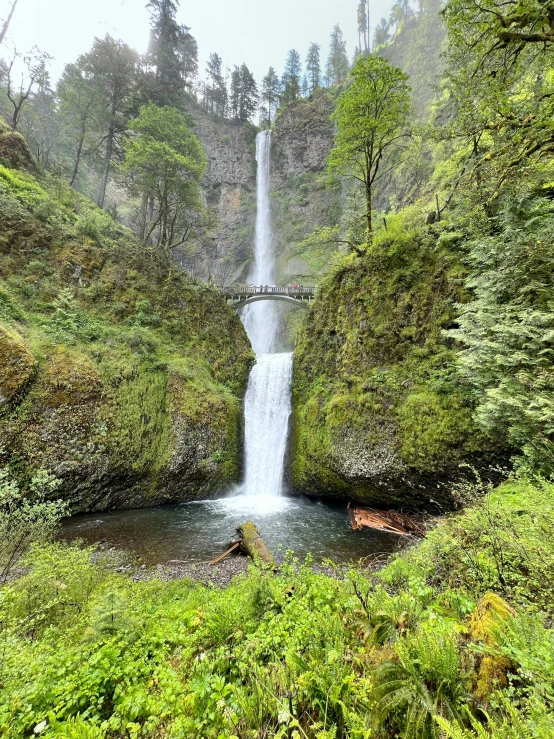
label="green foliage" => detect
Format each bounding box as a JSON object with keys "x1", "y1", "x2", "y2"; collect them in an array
[
  {"x1": 0, "y1": 463, "x2": 66, "y2": 582},
  {"x1": 447, "y1": 198, "x2": 554, "y2": 474},
  {"x1": 329, "y1": 55, "x2": 411, "y2": 238},
  {"x1": 1, "y1": 477, "x2": 553, "y2": 737}
]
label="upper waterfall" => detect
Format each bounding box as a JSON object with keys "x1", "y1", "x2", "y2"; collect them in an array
[{"x1": 242, "y1": 130, "x2": 279, "y2": 354}]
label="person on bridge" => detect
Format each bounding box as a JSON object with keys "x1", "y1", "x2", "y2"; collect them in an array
[{"x1": 293, "y1": 282, "x2": 299, "y2": 289}]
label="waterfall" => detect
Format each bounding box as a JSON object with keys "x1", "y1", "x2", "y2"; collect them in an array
[{"x1": 238, "y1": 130, "x2": 293, "y2": 504}]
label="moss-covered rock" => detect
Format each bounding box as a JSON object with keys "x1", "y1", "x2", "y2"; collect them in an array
[
  {"x1": 291, "y1": 212, "x2": 507, "y2": 508},
  {"x1": 0, "y1": 325, "x2": 36, "y2": 406},
  {"x1": 0, "y1": 141, "x2": 253, "y2": 512}
]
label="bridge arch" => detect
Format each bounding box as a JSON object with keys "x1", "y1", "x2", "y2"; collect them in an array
[{"x1": 234, "y1": 294, "x2": 309, "y2": 309}]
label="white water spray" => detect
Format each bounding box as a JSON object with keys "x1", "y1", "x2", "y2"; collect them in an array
[{"x1": 238, "y1": 130, "x2": 293, "y2": 506}]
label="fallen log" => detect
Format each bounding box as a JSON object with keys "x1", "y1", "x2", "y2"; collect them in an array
[
  {"x1": 236, "y1": 521, "x2": 275, "y2": 567},
  {"x1": 347, "y1": 504, "x2": 413, "y2": 536}
]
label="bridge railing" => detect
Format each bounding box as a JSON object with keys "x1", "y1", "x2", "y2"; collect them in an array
[{"x1": 224, "y1": 285, "x2": 315, "y2": 296}]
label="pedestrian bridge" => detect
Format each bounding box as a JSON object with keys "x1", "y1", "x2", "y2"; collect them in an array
[{"x1": 223, "y1": 285, "x2": 315, "y2": 309}]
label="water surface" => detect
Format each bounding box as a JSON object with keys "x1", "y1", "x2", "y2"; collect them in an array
[{"x1": 60, "y1": 495, "x2": 402, "y2": 566}]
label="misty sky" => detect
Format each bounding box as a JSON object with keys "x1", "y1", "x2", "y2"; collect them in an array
[{"x1": 2, "y1": 0, "x2": 395, "y2": 84}]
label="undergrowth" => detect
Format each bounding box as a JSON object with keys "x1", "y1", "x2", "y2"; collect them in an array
[{"x1": 1, "y1": 476, "x2": 553, "y2": 738}]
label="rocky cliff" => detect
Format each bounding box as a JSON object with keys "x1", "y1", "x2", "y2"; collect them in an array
[
  {"x1": 290, "y1": 213, "x2": 507, "y2": 509},
  {"x1": 270, "y1": 91, "x2": 340, "y2": 283},
  {"x1": 183, "y1": 106, "x2": 257, "y2": 284},
  {"x1": 0, "y1": 130, "x2": 253, "y2": 512}
]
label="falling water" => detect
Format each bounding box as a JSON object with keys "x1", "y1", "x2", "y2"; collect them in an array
[{"x1": 238, "y1": 130, "x2": 293, "y2": 505}]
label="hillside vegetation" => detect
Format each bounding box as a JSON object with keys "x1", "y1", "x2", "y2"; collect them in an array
[{"x1": 0, "y1": 123, "x2": 253, "y2": 511}]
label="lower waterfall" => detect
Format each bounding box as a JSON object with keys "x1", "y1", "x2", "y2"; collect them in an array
[{"x1": 242, "y1": 352, "x2": 293, "y2": 499}]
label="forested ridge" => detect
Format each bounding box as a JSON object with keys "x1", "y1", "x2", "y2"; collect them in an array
[{"x1": 1, "y1": 0, "x2": 554, "y2": 737}]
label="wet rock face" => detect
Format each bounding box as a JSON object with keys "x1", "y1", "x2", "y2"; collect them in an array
[
  {"x1": 269, "y1": 92, "x2": 340, "y2": 283},
  {"x1": 186, "y1": 107, "x2": 257, "y2": 282},
  {"x1": 271, "y1": 92, "x2": 335, "y2": 182}
]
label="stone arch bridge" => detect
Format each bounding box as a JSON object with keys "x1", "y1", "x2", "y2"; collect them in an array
[{"x1": 222, "y1": 285, "x2": 315, "y2": 309}]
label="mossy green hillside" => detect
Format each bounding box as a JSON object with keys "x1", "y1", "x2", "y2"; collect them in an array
[
  {"x1": 292, "y1": 210, "x2": 505, "y2": 507},
  {"x1": 0, "y1": 159, "x2": 253, "y2": 511}
]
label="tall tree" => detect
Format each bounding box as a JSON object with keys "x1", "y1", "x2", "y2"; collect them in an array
[
  {"x1": 328, "y1": 55, "x2": 411, "y2": 241},
  {"x1": 305, "y1": 43, "x2": 321, "y2": 94},
  {"x1": 237, "y1": 63, "x2": 258, "y2": 122},
  {"x1": 373, "y1": 17, "x2": 391, "y2": 48},
  {"x1": 178, "y1": 32, "x2": 198, "y2": 95},
  {"x1": 122, "y1": 103, "x2": 206, "y2": 266},
  {"x1": 261, "y1": 66, "x2": 281, "y2": 125},
  {"x1": 281, "y1": 48, "x2": 301, "y2": 106},
  {"x1": 229, "y1": 64, "x2": 258, "y2": 122},
  {"x1": 87, "y1": 35, "x2": 138, "y2": 208},
  {"x1": 146, "y1": 0, "x2": 190, "y2": 108},
  {"x1": 357, "y1": 0, "x2": 370, "y2": 54},
  {"x1": 57, "y1": 59, "x2": 98, "y2": 186},
  {"x1": 0, "y1": 0, "x2": 19, "y2": 48},
  {"x1": 205, "y1": 52, "x2": 227, "y2": 116},
  {"x1": 325, "y1": 25, "x2": 349, "y2": 86}
]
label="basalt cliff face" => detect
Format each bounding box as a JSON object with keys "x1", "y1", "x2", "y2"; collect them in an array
[
  {"x1": 182, "y1": 107, "x2": 257, "y2": 284},
  {"x1": 270, "y1": 91, "x2": 340, "y2": 283},
  {"x1": 0, "y1": 126, "x2": 253, "y2": 513}
]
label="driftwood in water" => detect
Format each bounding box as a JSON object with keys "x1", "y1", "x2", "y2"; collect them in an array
[
  {"x1": 235, "y1": 521, "x2": 275, "y2": 566},
  {"x1": 209, "y1": 541, "x2": 240, "y2": 566},
  {"x1": 348, "y1": 504, "x2": 421, "y2": 537}
]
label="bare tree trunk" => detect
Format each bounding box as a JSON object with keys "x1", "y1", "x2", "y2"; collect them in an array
[
  {"x1": 139, "y1": 191, "x2": 148, "y2": 241},
  {"x1": 98, "y1": 93, "x2": 117, "y2": 209},
  {"x1": 70, "y1": 120, "x2": 86, "y2": 187},
  {"x1": 0, "y1": 0, "x2": 19, "y2": 48}
]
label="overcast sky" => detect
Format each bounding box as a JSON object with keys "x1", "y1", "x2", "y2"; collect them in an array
[{"x1": 3, "y1": 0, "x2": 395, "y2": 84}]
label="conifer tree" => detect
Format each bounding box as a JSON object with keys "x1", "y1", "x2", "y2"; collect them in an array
[
  {"x1": 205, "y1": 52, "x2": 227, "y2": 116},
  {"x1": 325, "y1": 25, "x2": 349, "y2": 86},
  {"x1": 146, "y1": 0, "x2": 194, "y2": 108},
  {"x1": 357, "y1": 0, "x2": 370, "y2": 54},
  {"x1": 261, "y1": 66, "x2": 281, "y2": 125},
  {"x1": 305, "y1": 43, "x2": 321, "y2": 94},
  {"x1": 281, "y1": 49, "x2": 301, "y2": 106},
  {"x1": 373, "y1": 18, "x2": 391, "y2": 48},
  {"x1": 229, "y1": 64, "x2": 258, "y2": 122}
]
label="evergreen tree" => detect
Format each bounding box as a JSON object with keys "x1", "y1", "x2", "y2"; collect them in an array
[
  {"x1": 146, "y1": 0, "x2": 191, "y2": 108},
  {"x1": 237, "y1": 63, "x2": 258, "y2": 122},
  {"x1": 281, "y1": 48, "x2": 301, "y2": 106},
  {"x1": 261, "y1": 66, "x2": 281, "y2": 125},
  {"x1": 357, "y1": 0, "x2": 370, "y2": 54},
  {"x1": 229, "y1": 67, "x2": 241, "y2": 120},
  {"x1": 177, "y1": 32, "x2": 198, "y2": 96},
  {"x1": 205, "y1": 52, "x2": 227, "y2": 116},
  {"x1": 229, "y1": 64, "x2": 258, "y2": 122},
  {"x1": 373, "y1": 17, "x2": 391, "y2": 48},
  {"x1": 305, "y1": 43, "x2": 321, "y2": 94},
  {"x1": 325, "y1": 25, "x2": 349, "y2": 86}
]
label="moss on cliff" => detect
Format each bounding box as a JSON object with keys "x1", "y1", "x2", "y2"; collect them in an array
[
  {"x1": 0, "y1": 148, "x2": 253, "y2": 511},
  {"x1": 292, "y1": 210, "x2": 504, "y2": 507}
]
